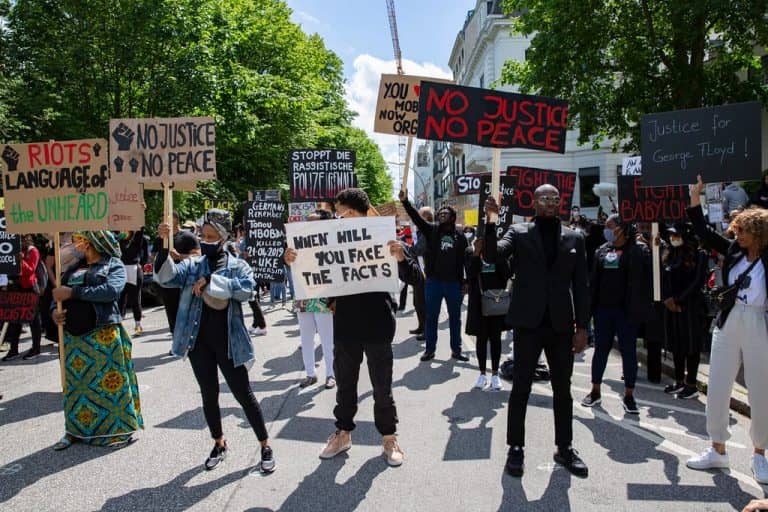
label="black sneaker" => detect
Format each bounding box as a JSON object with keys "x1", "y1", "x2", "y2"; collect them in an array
[
  {"x1": 451, "y1": 352, "x2": 469, "y2": 362},
  {"x1": 409, "y1": 328, "x2": 423, "y2": 335},
  {"x1": 580, "y1": 392, "x2": 601, "y2": 407},
  {"x1": 22, "y1": 350, "x2": 41, "y2": 360},
  {"x1": 664, "y1": 382, "x2": 685, "y2": 395},
  {"x1": 505, "y1": 446, "x2": 524, "y2": 477},
  {"x1": 205, "y1": 442, "x2": 227, "y2": 470},
  {"x1": 677, "y1": 385, "x2": 699, "y2": 400},
  {"x1": 554, "y1": 447, "x2": 588, "y2": 478},
  {"x1": 416, "y1": 334, "x2": 426, "y2": 341},
  {"x1": 1, "y1": 351, "x2": 20, "y2": 362},
  {"x1": 260, "y1": 446, "x2": 276, "y2": 474},
  {"x1": 420, "y1": 351, "x2": 435, "y2": 362},
  {"x1": 622, "y1": 395, "x2": 640, "y2": 414}
]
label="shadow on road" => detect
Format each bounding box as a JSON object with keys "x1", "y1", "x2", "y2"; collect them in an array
[
  {"x1": 498, "y1": 466, "x2": 572, "y2": 511},
  {"x1": 441, "y1": 389, "x2": 507, "y2": 461},
  {"x1": 0, "y1": 391, "x2": 62, "y2": 428}
]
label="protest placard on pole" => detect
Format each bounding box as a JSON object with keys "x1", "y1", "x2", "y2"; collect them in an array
[
  {"x1": 401, "y1": 137, "x2": 413, "y2": 194},
  {"x1": 621, "y1": 156, "x2": 642, "y2": 176},
  {"x1": 506, "y1": 166, "x2": 576, "y2": 220},
  {"x1": 617, "y1": 159, "x2": 689, "y2": 223},
  {"x1": 417, "y1": 81, "x2": 569, "y2": 153},
  {"x1": 244, "y1": 199, "x2": 286, "y2": 283},
  {"x1": 0, "y1": 290, "x2": 39, "y2": 323},
  {"x1": 108, "y1": 117, "x2": 216, "y2": 182},
  {"x1": 455, "y1": 173, "x2": 490, "y2": 195},
  {"x1": 289, "y1": 149, "x2": 357, "y2": 202},
  {"x1": 107, "y1": 176, "x2": 144, "y2": 231},
  {"x1": 478, "y1": 175, "x2": 515, "y2": 238},
  {"x1": 252, "y1": 190, "x2": 281, "y2": 202},
  {"x1": 640, "y1": 101, "x2": 762, "y2": 186},
  {"x1": 0, "y1": 212, "x2": 21, "y2": 276},
  {"x1": 288, "y1": 202, "x2": 316, "y2": 222},
  {"x1": 286, "y1": 216, "x2": 399, "y2": 300},
  {"x1": 1, "y1": 139, "x2": 110, "y2": 233},
  {"x1": 373, "y1": 74, "x2": 453, "y2": 136}
]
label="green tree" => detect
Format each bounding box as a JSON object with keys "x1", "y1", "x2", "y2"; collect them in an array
[{"x1": 500, "y1": 0, "x2": 768, "y2": 151}]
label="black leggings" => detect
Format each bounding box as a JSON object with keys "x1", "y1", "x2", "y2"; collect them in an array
[
  {"x1": 476, "y1": 315, "x2": 504, "y2": 374},
  {"x1": 248, "y1": 300, "x2": 266, "y2": 329},
  {"x1": 188, "y1": 336, "x2": 269, "y2": 441},
  {"x1": 119, "y1": 266, "x2": 143, "y2": 322},
  {"x1": 673, "y1": 351, "x2": 700, "y2": 386}
]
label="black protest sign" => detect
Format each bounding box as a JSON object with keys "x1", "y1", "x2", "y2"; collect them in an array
[
  {"x1": 417, "y1": 81, "x2": 569, "y2": 152},
  {"x1": 109, "y1": 117, "x2": 216, "y2": 183},
  {"x1": 478, "y1": 176, "x2": 516, "y2": 238},
  {"x1": 252, "y1": 190, "x2": 280, "y2": 202},
  {"x1": 506, "y1": 166, "x2": 576, "y2": 220},
  {"x1": 289, "y1": 149, "x2": 357, "y2": 202},
  {"x1": 244, "y1": 200, "x2": 285, "y2": 282},
  {"x1": 0, "y1": 212, "x2": 21, "y2": 276},
  {"x1": 640, "y1": 101, "x2": 762, "y2": 186},
  {"x1": 455, "y1": 173, "x2": 490, "y2": 195},
  {"x1": 0, "y1": 291, "x2": 38, "y2": 323},
  {"x1": 617, "y1": 175, "x2": 689, "y2": 223}
]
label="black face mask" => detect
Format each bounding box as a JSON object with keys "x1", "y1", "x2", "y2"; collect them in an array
[{"x1": 200, "y1": 241, "x2": 221, "y2": 259}]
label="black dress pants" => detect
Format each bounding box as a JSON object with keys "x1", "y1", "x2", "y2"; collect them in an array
[
  {"x1": 507, "y1": 325, "x2": 574, "y2": 449},
  {"x1": 413, "y1": 280, "x2": 425, "y2": 332},
  {"x1": 333, "y1": 341, "x2": 398, "y2": 436}
]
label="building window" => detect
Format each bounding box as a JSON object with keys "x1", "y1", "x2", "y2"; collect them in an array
[{"x1": 578, "y1": 167, "x2": 600, "y2": 208}]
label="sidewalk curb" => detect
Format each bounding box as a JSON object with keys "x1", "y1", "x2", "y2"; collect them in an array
[{"x1": 637, "y1": 346, "x2": 751, "y2": 418}]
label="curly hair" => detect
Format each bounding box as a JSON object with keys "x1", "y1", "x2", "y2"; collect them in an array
[
  {"x1": 335, "y1": 188, "x2": 370, "y2": 214},
  {"x1": 730, "y1": 206, "x2": 768, "y2": 251}
]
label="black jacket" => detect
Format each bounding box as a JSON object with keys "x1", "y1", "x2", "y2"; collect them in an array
[
  {"x1": 591, "y1": 240, "x2": 654, "y2": 325},
  {"x1": 484, "y1": 220, "x2": 589, "y2": 334},
  {"x1": 465, "y1": 233, "x2": 512, "y2": 336},
  {"x1": 402, "y1": 199, "x2": 467, "y2": 283},
  {"x1": 688, "y1": 204, "x2": 768, "y2": 328}
]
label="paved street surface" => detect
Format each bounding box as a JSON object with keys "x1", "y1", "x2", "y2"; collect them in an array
[{"x1": 0, "y1": 295, "x2": 765, "y2": 511}]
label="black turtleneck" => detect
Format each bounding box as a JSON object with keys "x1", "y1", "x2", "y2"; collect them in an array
[{"x1": 535, "y1": 216, "x2": 560, "y2": 269}]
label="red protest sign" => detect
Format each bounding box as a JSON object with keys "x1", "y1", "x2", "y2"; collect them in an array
[
  {"x1": 617, "y1": 175, "x2": 689, "y2": 223},
  {"x1": 506, "y1": 166, "x2": 575, "y2": 220},
  {"x1": 417, "y1": 82, "x2": 568, "y2": 152},
  {"x1": 0, "y1": 291, "x2": 39, "y2": 323}
]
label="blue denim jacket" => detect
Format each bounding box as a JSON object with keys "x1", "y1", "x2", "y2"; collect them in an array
[
  {"x1": 55, "y1": 256, "x2": 126, "y2": 326},
  {"x1": 156, "y1": 252, "x2": 255, "y2": 368}
]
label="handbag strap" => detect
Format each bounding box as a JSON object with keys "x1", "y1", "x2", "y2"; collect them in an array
[{"x1": 731, "y1": 255, "x2": 760, "y2": 289}]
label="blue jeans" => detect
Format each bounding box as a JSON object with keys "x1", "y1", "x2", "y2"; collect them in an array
[
  {"x1": 592, "y1": 307, "x2": 638, "y2": 388},
  {"x1": 424, "y1": 278, "x2": 463, "y2": 354}
]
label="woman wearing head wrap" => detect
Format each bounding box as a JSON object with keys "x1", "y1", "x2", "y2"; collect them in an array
[
  {"x1": 155, "y1": 209, "x2": 275, "y2": 474},
  {"x1": 581, "y1": 214, "x2": 654, "y2": 414},
  {"x1": 50, "y1": 230, "x2": 143, "y2": 450}
]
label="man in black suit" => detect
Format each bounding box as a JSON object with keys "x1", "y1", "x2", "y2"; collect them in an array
[{"x1": 484, "y1": 184, "x2": 589, "y2": 478}]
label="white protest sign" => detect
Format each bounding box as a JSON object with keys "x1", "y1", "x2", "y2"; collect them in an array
[
  {"x1": 286, "y1": 216, "x2": 399, "y2": 300},
  {"x1": 621, "y1": 156, "x2": 642, "y2": 176}
]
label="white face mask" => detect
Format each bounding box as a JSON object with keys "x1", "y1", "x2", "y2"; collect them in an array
[{"x1": 670, "y1": 239, "x2": 684, "y2": 248}]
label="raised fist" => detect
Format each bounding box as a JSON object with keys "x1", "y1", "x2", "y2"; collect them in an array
[
  {"x1": 113, "y1": 156, "x2": 124, "y2": 173},
  {"x1": 92, "y1": 142, "x2": 102, "y2": 157},
  {"x1": 2, "y1": 146, "x2": 19, "y2": 171},
  {"x1": 111, "y1": 122, "x2": 135, "y2": 151},
  {"x1": 129, "y1": 158, "x2": 139, "y2": 173}
]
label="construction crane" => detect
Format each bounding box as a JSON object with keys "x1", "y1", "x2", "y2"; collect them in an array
[{"x1": 386, "y1": 0, "x2": 404, "y2": 75}]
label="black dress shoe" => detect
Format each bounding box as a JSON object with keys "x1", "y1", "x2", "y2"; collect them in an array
[
  {"x1": 420, "y1": 351, "x2": 435, "y2": 362},
  {"x1": 554, "y1": 447, "x2": 588, "y2": 477},
  {"x1": 409, "y1": 328, "x2": 423, "y2": 335},
  {"x1": 2, "y1": 351, "x2": 20, "y2": 362},
  {"x1": 22, "y1": 350, "x2": 41, "y2": 360},
  {"x1": 505, "y1": 446, "x2": 524, "y2": 477},
  {"x1": 451, "y1": 352, "x2": 469, "y2": 362},
  {"x1": 416, "y1": 333, "x2": 426, "y2": 341}
]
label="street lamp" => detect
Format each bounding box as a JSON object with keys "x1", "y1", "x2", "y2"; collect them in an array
[{"x1": 386, "y1": 161, "x2": 431, "y2": 206}]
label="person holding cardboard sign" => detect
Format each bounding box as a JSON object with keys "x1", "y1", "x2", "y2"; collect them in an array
[
  {"x1": 484, "y1": 184, "x2": 589, "y2": 478},
  {"x1": 685, "y1": 176, "x2": 768, "y2": 485}
]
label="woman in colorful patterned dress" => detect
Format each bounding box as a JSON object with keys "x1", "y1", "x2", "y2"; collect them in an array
[{"x1": 51, "y1": 230, "x2": 143, "y2": 450}]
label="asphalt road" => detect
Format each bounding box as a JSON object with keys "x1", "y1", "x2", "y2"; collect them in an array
[{"x1": 0, "y1": 294, "x2": 765, "y2": 511}]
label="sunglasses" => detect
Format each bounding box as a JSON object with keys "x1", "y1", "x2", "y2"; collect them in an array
[{"x1": 537, "y1": 196, "x2": 561, "y2": 205}]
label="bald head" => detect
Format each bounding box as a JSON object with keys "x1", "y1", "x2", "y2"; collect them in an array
[{"x1": 534, "y1": 184, "x2": 561, "y2": 218}]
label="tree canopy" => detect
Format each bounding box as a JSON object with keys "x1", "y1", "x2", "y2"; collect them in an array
[
  {"x1": 0, "y1": 0, "x2": 392, "y2": 227},
  {"x1": 500, "y1": 0, "x2": 768, "y2": 151}
]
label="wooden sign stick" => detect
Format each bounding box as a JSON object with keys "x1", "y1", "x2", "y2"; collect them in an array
[
  {"x1": 651, "y1": 222, "x2": 661, "y2": 301},
  {"x1": 400, "y1": 136, "x2": 414, "y2": 194},
  {"x1": 488, "y1": 148, "x2": 501, "y2": 224},
  {"x1": 163, "y1": 183, "x2": 174, "y2": 250},
  {"x1": 54, "y1": 232, "x2": 66, "y2": 392}
]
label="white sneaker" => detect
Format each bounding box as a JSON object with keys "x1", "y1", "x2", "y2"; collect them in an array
[
  {"x1": 474, "y1": 374, "x2": 488, "y2": 390},
  {"x1": 752, "y1": 453, "x2": 768, "y2": 484},
  {"x1": 249, "y1": 326, "x2": 267, "y2": 336},
  {"x1": 686, "y1": 447, "x2": 729, "y2": 470},
  {"x1": 490, "y1": 375, "x2": 503, "y2": 391}
]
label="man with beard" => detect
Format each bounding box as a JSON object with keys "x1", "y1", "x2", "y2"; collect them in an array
[
  {"x1": 400, "y1": 190, "x2": 468, "y2": 362},
  {"x1": 484, "y1": 184, "x2": 590, "y2": 478}
]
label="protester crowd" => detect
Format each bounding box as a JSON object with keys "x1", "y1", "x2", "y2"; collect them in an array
[{"x1": 1, "y1": 177, "x2": 767, "y2": 504}]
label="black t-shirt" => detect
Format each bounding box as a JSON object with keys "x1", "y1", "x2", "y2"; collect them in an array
[
  {"x1": 596, "y1": 245, "x2": 629, "y2": 308},
  {"x1": 333, "y1": 292, "x2": 396, "y2": 345},
  {"x1": 433, "y1": 229, "x2": 462, "y2": 282}
]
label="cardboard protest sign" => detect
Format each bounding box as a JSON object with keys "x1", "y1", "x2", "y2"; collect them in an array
[
  {"x1": 622, "y1": 156, "x2": 642, "y2": 176},
  {"x1": 109, "y1": 117, "x2": 216, "y2": 182},
  {"x1": 289, "y1": 149, "x2": 357, "y2": 202},
  {"x1": 374, "y1": 74, "x2": 452, "y2": 136},
  {"x1": 288, "y1": 202, "x2": 315, "y2": 222},
  {"x1": 417, "y1": 81, "x2": 569, "y2": 152},
  {"x1": 1, "y1": 139, "x2": 109, "y2": 233},
  {"x1": 0, "y1": 212, "x2": 21, "y2": 276},
  {"x1": 244, "y1": 200, "x2": 285, "y2": 282},
  {"x1": 455, "y1": 173, "x2": 490, "y2": 195},
  {"x1": 506, "y1": 166, "x2": 575, "y2": 220},
  {"x1": 617, "y1": 176, "x2": 689, "y2": 223},
  {"x1": 286, "y1": 216, "x2": 399, "y2": 300},
  {"x1": 143, "y1": 181, "x2": 197, "y2": 191},
  {"x1": 640, "y1": 101, "x2": 762, "y2": 186},
  {"x1": 107, "y1": 175, "x2": 144, "y2": 231},
  {"x1": 0, "y1": 291, "x2": 39, "y2": 323},
  {"x1": 478, "y1": 175, "x2": 516, "y2": 238},
  {"x1": 464, "y1": 210, "x2": 479, "y2": 226}
]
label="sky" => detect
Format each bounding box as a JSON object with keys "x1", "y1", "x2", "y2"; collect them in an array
[{"x1": 284, "y1": 0, "x2": 474, "y2": 196}]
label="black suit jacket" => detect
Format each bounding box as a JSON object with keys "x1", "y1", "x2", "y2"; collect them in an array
[{"x1": 485, "y1": 221, "x2": 589, "y2": 334}]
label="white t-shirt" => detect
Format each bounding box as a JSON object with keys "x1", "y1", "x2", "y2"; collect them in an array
[{"x1": 729, "y1": 257, "x2": 766, "y2": 306}]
